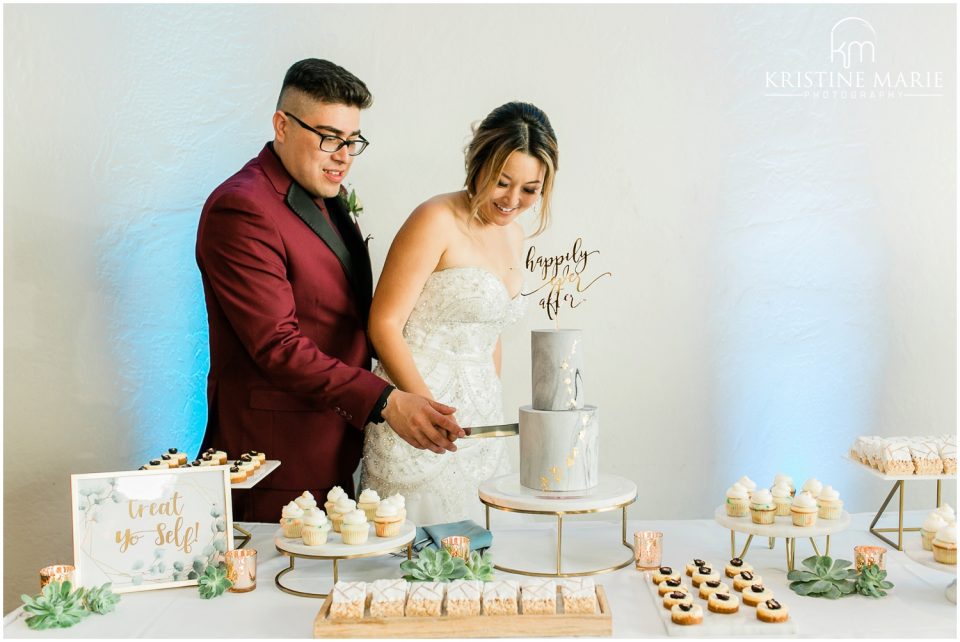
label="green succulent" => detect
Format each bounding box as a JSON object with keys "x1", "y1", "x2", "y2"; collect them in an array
[
  {"x1": 855, "y1": 564, "x2": 894, "y2": 597},
  {"x1": 463, "y1": 550, "x2": 495, "y2": 581},
  {"x1": 400, "y1": 548, "x2": 468, "y2": 582},
  {"x1": 787, "y1": 555, "x2": 858, "y2": 599},
  {"x1": 20, "y1": 581, "x2": 90, "y2": 630},
  {"x1": 79, "y1": 582, "x2": 121, "y2": 614},
  {"x1": 197, "y1": 562, "x2": 232, "y2": 599}
]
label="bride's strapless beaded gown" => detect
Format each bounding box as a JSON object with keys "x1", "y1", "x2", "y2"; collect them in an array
[{"x1": 360, "y1": 267, "x2": 525, "y2": 526}]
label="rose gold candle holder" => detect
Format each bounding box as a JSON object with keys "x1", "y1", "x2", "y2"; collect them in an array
[
  {"x1": 225, "y1": 548, "x2": 257, "y2": 592},
  {"x1": 854, "y1": 545, "x2": 887, "y2": 571},
  {"x1": 441, "y1": 536, "x2": 471, "y2": 561},
  {"x1": 39, "y1": 565, "x2": 76, "y2": 590},
  {"x1": 634, "y1": 531, "x2": 663, "y2": 570}
]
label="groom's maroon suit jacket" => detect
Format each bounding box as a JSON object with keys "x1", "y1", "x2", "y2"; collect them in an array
[{"x1": 196, "y1": 143, "x2": 389, "y2": 522}]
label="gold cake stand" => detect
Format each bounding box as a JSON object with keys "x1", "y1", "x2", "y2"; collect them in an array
[{"x1": 479, "y1": 473, "x2": 638, "y2": 577}]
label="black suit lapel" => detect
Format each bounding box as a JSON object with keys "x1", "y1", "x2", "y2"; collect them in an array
[
  {"x1": 286, "y1": 182, "x2": 359, "y2": 290},
  {"x1": 325, "y1": 195, "x2": 374, "y2": 309}
]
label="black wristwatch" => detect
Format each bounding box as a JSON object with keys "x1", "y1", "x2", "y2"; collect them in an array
[{"x1": 366, "y1": 385, "x2": 395, "y2": 425}]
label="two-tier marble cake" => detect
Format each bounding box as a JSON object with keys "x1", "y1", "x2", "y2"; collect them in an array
[{"x1": 519, "y1": 329, "x2": 599, "y2": 492}]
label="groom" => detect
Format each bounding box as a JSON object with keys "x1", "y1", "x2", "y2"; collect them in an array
[{"x1": 196, "y1": 59, "x2": 463, "y2": 522}]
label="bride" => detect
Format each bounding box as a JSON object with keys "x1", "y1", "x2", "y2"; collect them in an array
[{"x1": 361, "y1": 102, "x2": 559, "y2": 525}]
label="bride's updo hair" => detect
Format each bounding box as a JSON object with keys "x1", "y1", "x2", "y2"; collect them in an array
[{"x1": 464, "y1": 102, "x2": 558, "y2": 236}]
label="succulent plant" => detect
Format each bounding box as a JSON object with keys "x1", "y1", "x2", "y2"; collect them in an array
[
  {"x1": 855, "y1": 564, "x2": 894, "y2": 597},
  {"x1": 463, "y1": 550, "x2": 495, "y2": 581},
  {"x1": 79, "y1": 582, "x2": 121, "y2": 614},
  {"x1": 787, "y1": 555, "x2": 857, "y2": 599},
  {"x1": 197, "y1": 562, "x2": 232, "y2": 599},
  {"x1": 20, "y1": 581, "x2": 90, "y2": 630},
  {"x1": 400, "y1": 548, "x2": 468, "y2": 582}
]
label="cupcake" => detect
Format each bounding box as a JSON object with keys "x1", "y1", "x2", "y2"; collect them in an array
[
  {"x1": 295, "y1": 491, "x2": 318, "y2": 511},
  {"x1": 374, "y1": 501, "x2": 403, "y2": 538},
  {"x1": 325, "y1": 486, "x2": 346, "y2": 515},
  {"x1": 771, "y1": 482, "x2": 792, "y2": 517},
  {"x1": 790, "y1": 491, "x2": 818, "y2": 527},
  {"x1": 725, "y1": 483, "x2": 750, "y2": 518},
  {"x1": 385, "y1": 493, "x2": 407, "y2": 521},
  {"x1": 922, "y1": 512, "x2": 948, "y2": 551},
  {"x1": 340, "y1": 509, "x2": 370, "y2": 545},
  {"x1": 357, "y1": 488, "x2": 381, "y2": 521},
  {"x1": 737, "y1": 476, "x2": 757, "y2": 499},
  {"x1": 800, "y1": 477, "x2": 823, "y2": 498},
  {"x1": 772, "y1": 473, "x2": 795, "y2": 496},
  {"x1": 932, "y1": 524, "x2": 957, "y2": 565},
  {"x1": 301, "y1": 508, "x2": 332, "y2": 546},
  {"x1": 280, "y1": 501, "x2": 304, "y2": 538},
  {"x1": 817, "y1": 486, "x2": 843, "y2": 520},
  {"x1": 330, "y1": 497, "x2": 356, "y2": 533},
  {"x1": 750, "y1": 488, "x2": 776, "y2": 525},
  {"x1": 935, "y1": 503, "x2": 956, "y2": 524}
]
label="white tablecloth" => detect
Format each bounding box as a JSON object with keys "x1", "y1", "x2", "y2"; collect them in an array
[{"x1": 4, "y1": 511, "x2": 955, "y2": 638}]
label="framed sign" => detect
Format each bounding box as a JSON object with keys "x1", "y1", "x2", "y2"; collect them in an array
[{"x1": 70, "y1": 466, "x2": 234, "y2": 593}]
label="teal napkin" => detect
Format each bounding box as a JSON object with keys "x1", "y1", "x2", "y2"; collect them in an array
[{"x1": 413, "y1": 520, "x2": 492, "y2": 552}]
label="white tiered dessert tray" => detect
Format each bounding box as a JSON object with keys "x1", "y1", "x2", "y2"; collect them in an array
[
  {"x1": 479, "y1": 473, "x2": 637, "y2": 577},
  {"x1": 273, "y1": 521, "x2": 415, "y2": 598},
  {"x1": 903, "y1": 538, "x2": 957, "y2": 604},
  {"x1": 227, "y1": 459, "x2": 281, "y2": 548},
  {"x1": 714, "y1": 506, "x2": 850, "y2": 572}
]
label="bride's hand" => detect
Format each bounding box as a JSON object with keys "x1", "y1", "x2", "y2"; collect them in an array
[{"x1": 381, "y1": 389, "x2": 464, "y2": 454}]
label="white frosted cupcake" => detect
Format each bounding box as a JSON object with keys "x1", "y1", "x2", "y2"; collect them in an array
[
  {"x1": 772, "y1": 473, "x2": 795, "y2": 496},
  {"x1": 749, "y1": 488, "x2": 776, "y2": 525},
  {"x1": 330, "y1": 497, "x2": 356, "y2": 533},
  {"x1": 932, "y1": 525, "x2": 957, "y2": 565},
  {"x1": 737, "y1": 476, "x2": 757, "y2": 500},
  {"x1": 357, "y1": 488, "x2": 381, "y2": 521},
  {"x1": 340, "y1": 509, "x2": 370, "y2": 545},
  {"x1": 295, "y1": 490, "x2": 318, "y2": 511},
  {"x1": 301, "y1": 508, "x2": 331, "y2": 546},
  {"x1": 935, "y1": 503, "x2": 956, "y2": 524},
  {"x1": 325, "y1": 486, "x2": 346, "y2": 515},
  {"x1": 374, "y1": 501, "x2": 403, "y2": 538},
  {"x1": 790, "y1": 492, "x2": 818, "y2": 527},
  {"x1": 771, "y1": 482, "x2": 792, "y2": 517},
  {"x1": 817, "y1": 486, "x2": 843, "y2": 519},
  {"x1": 725, "y1": 483, "x2": 750, "y2": 518},
  {"x1": 280, "y1": 501, "x2": 304, "y2": 538},
  {"x1": 386, "y1": 493, "x2": 406, "y2": 522},
  {"x1": 801, "y1": 478, "x2": 823, "y2": 498},
  {"x1": 922, "y1": 512, "x2": 948, "y2": 551}
]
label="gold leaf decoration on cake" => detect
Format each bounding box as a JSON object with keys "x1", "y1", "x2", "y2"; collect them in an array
[
  {"x1": 540, "y1": 476, "x2": 549, "y2": 491},
  {"x1": 550, "y1": 466, "x2": 561, "y2": 482},
  {"x1": 566, "y1": 455, "x2": 575, "y2": 468}
]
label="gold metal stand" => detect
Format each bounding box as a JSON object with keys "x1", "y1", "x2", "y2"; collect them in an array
[
  {"x1": 273, "y1": 543, "x2": 413, "y2": 598},
  {"x1": 233, "y1": 524, "x2": 252, "y2": 549},
  {"x1": 870, "y1": 479, "x2": 944, "y2": 551},
  {"x1": 481, "y1": 497, "x2": 636, "y2": 577},
  {"x1": 729, "y1": 531, "x2": 832, "y2": 572}
]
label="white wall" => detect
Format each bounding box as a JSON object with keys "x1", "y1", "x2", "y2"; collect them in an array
[{"x1": 4, "y1": 4, "x2": 955, "y2": 613}]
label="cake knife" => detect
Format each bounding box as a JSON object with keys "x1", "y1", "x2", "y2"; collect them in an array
[{"x1": 462, "y1": 422, "x2": 519, "y2": 439}]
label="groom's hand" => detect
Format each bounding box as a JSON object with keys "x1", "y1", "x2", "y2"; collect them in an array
[{"x1": 381, "y1": 390, "x2": 464, "y2": 454}]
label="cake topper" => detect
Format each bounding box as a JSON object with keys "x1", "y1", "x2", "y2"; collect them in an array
[{"x1": 522, "y1": 237, "x2": 612, "y2": 324}]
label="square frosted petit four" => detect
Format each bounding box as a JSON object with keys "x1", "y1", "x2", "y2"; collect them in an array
[
  {"x1": 482, "y1": 580, "x2": 519, "y2": 615},
  {"x1": 406, "y1": 581, "x2": 444, "y2": 617},
  {"x1": 521, "y1": 579, "x2": 557, "y2": 614},
  {"x1": 560, "y1": 578, "x2": 597, "y2": 614},
  {"x1": 329, "y1": 581, "x2": 366, "y2": 619},
  {"x1": 445, "y1": 579, "x2": 482, "y2": 616},
  {"x1": 369, "y1": 579, "x2": 408, "y2": 618}
]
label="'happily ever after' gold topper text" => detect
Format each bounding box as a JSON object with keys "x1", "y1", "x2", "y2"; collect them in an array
[{"x1": 522, "y1": 237, "x2": 611, "y2": 322}]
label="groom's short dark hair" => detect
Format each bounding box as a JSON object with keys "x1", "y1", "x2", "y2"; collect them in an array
[{"x1": 277, "y1": 59, "x2": 372, "y2": 109}]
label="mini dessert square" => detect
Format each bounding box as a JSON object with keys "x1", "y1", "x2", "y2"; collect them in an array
[
  {"x1": 406, "y1": 582, "x2": 444, "y2": 617},
  {"x1": 329, "y1": 581, "x2": 366, "y2": 620},
  {"x1": 482, "y1": 580, "x2": 519, "y2": 616},
  {"x1": 560, "y1": 578, "x2": 597, "y2": 614},
  {"x1": 445, "y1": 579, "x2": 482, "y2": 616},
  {"x1": 369, "y1": 579, "x2": 408, "y2": 618},
  {"x1": 520, "y1": 579, "x2": 557, "y2": 615}
]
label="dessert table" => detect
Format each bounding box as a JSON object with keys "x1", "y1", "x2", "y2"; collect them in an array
[{"x1": 4, "y1": 511, "x2": 955, "y2": 638}]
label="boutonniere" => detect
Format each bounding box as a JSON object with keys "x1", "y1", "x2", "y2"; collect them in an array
[{"x1": 339, "y1": 185, "x2": 364, "y2": 223}]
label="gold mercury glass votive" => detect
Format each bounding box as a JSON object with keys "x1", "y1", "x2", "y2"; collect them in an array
[
  {"x1": 634, "y1": 531, "x2": 663, "y2": 570},
  {"x1": 225, "y1": 549, "x2": 257, "y2": 592},
  {"x1": 441, "y1": 536, "x2": 471, "y2": 561},
  {"x1": 854, "y1": 545, "x2": 887, "y2": 571},
  {"x1": 39, "y1": 565, "x2": 76, "y2": 590}
]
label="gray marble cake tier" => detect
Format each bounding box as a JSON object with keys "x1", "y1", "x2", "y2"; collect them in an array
[
  {"x1": 519, "y1": 404, "x2": 599, "y2": 491},
  {"x1": 532, "y1": 329, "x2": 584, "y2": 411}
]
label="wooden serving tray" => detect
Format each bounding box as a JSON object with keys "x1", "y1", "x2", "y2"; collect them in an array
[{"x1": 313, "y1": 585, "x2": 612, "y2": 638}]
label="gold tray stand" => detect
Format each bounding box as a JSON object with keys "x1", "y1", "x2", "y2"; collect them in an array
[
  {"x1": 273, "y1": 543, "x2": 413, "y2": 599},
  {"x1": 728, "y1": 531, "x2": 832, "y2": 572},
  {"x1": 869, "y1": 479, "x2": 945, "y2": 551},
  {"x1": 481, "y1": 497, "x2": 636, "y2": 577}
]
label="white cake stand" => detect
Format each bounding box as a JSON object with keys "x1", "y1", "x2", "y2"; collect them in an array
[
  {"x1": 273, "y1": 521, "x2": 415, "y2": 598},
  {"x1": 903, "y1": 538, "x2": 957, "y2": 603},
  {"x1": 714, "y1": 506, "x2": 851, "y2": 571},
  {"x1": 478, "y1": 473, "x2": 637, "y2": 577}
]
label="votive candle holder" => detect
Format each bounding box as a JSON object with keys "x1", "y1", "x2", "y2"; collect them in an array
[
  {"x1": 441, "y1": 536, "x2": 471, "y2": 561},
  {"x1": 39, "y1": 565, "x2": 75, "y2": 590},
  {"x1": 634, "y1": 531, "x2": 663, "y2": 570},
  {"x1": 854, "y1": 545, "x2": 887, "y2": 571},
  {"x1": 225, "y1": 548, "x2": 257, "y2": 592}
]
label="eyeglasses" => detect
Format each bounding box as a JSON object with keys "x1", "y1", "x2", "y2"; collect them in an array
[{"x1": 283, "y1": 111, "x2": 370, "y2": 156}]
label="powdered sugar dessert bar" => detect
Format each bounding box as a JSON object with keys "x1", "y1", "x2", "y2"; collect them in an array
[
  {"x1": 910, "y1": 439, "x2": 945, "y2": 475},
  {"x1": 329, "y1": 581, "x2": 366, "y2": 620},
  {"x1": 445, "y1": 579, "x2": 482, "y2": 616},
  {"x1": 521, "y1": 579, "x2": 557, "y2": 614},
  {"x1": 406, "y1": 582, "x2": 444, "y2": 617},
  {"x1": 482, "y1": 580, "x2": 519, "y2": 615},
  {"x1": 369, "y1": 579, "x2": 407, "y2": 618},
  {"x1": 560, "y1": 577, "x2": 597, "y2": 614}
]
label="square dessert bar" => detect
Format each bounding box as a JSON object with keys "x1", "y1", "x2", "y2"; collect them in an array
[
  {"x1": 560, "y1": 577, "x2": 597, "y2": 614},
  {"x1": 521, "y1": 579, "x2": 557, "y2": 615},
  {"x1": 329, "y1": 581, "x2": 366, "y2": 620},
  {"x1": 406, "y1": 581, "x2": 444, "y2": 617},
  {"x1": 483, "y1": 579, "x2": 520, "y2": 615},
  {"x1": 445, "y1": 579, "x2": 482, "y2": 616},
  {"x1": 369, "y1": 579, "x2": 408, "y2": 618}
]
